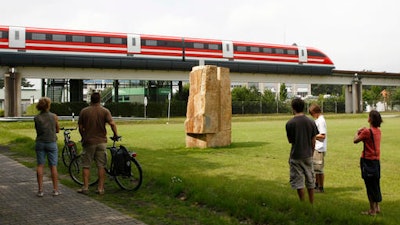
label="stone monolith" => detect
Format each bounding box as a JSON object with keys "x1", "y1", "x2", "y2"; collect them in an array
[{"x1": 185, "y1": 65, "x2": 231, "y2": 148}]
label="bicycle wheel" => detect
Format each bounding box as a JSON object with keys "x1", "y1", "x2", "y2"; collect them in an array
[
  {"x1": 115, "y1": 157, "x2": 143, "y2": 191},
  {"x1": 62, "y1": 141, "x2": 77, "y2": 167},
  {"x1": 69, "y1": 155, "x2": 99, "y2": 186}
]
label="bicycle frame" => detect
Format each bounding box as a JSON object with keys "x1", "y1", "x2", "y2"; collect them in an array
[
  {"x1": 61, "y1": 127, "x2": 78, "y2": 167},
  {"x1": 106, "y1": 136, "x2": 138, "y2": 174},
  {"x1": 61, "y1": 127, "x2": 77, "y2": 143},
  {"x1": 69, "y1": 136, "x2": 142, "y2": 191}
]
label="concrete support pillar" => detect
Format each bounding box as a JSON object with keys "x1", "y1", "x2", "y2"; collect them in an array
[
  {"x1": 4, "y1": 69, "x2": 22, "y2": 117},
  {"x1": 345, "y1": 73, "x2": 363, "y2": 113},
  {"x1": 352, "y1": 74, "x2": 362, "y2": 113},
  {"x1": 113, "y1": 80, "x2": 119, "y2": 103},
  {"x1": 345, "y1": 85, "x2": 352, "y2": 113},
  {"x1": 70, "y1": 79, "x2": 84, "y2": 102}
]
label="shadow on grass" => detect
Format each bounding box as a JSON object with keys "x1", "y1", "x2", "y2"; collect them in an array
[
  {"x1": 327, "y1": 186, "x2": 364, "y2": 193},
  {"x1": 135, "y1": 168, "x2": 397, "y2": 225},
  {"x1": 151, "y1": 141, "x2": 269, "y2": 152},
  {"x1": 227, "y1": 141, "x2": 269, "y2": 148}
]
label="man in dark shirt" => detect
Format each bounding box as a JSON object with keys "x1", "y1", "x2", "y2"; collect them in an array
[
  {"x1": 285, "y1": 98, "x2": 318, "y2": 203},
  {"x1": 78, "y1": 92, "x2": 118, "y2": 195}
]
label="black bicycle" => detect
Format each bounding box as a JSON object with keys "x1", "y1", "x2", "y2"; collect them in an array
[
  {"x1": 69, "y1": 136, "x2": 143, "y2": 191},
  {"x1": 61, "y1": 127, "x2": 78, "y2": 167}
]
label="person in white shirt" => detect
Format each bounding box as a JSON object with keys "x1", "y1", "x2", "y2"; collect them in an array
[{"x1": 309, "y1": 104, "x2": 327, "y2": 193}]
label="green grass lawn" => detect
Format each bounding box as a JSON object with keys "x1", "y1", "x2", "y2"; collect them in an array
[{"x1": 1, "y1": 113, "x2": 399, "y2": 225}]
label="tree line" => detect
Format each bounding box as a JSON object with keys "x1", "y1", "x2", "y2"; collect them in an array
[{"x1": 20, "y1": 83, "x2": 400, "y2": 117}]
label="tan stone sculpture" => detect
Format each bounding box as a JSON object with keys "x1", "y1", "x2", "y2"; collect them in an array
[{"x1": 185, "y1": 65, "x2": 232, "y2": 148}]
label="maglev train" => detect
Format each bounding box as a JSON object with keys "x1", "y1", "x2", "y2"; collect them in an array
[{"x1": 0, "y1": 25, "x2": 334, "y2": 68}]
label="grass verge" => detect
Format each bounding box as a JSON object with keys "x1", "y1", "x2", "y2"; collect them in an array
[{"x1": 0, "y1": 113, "x2": 399, "y2": 225}]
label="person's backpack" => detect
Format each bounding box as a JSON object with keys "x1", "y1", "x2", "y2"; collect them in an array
[{"x1": 111, "y1": 145, "x2": 131, "y2": 176}]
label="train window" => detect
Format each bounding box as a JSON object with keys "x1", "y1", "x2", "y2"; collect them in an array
[
  {"x1": 287, "y1": 49, "x2": 296, "y2": 55},
  {"x1": 308, "y1": 50, "x2": 325, "y2": 57},
  {"x1": 208, "y1": 44, "x2": 219, "y2": 50},
  {"x1": 131, "y1": 38, "x2": 136, "y2": 46},
  {"x1": 72, "y1": 35, "x2": 85, "y2": 42},
  {"x1": 250, "y1": 47, "x2": 259, "y2": 52},
  {"x1": 110, "y1": 37, "x2": 123, "y2": 44},
  {"x1": 263, "y1": 48, "x2": 273, "y2": 54},
  {"x1": 164, "y1": 41, "x2": 182, "y2": 48},
  {"x1": 32, "y1": 33, "x2": 46, "y2": 40},
  {"x1": 0, "y1": 31, "x2": 7, "y2": 39},
  {"x1": 91, "y1": 36, "x2": 104, "y2": 43},
  {"x1": 145, "y1": 40, "x2": 157, "y2": 46},
  {"x1": 15, "y1": 31, "x2": 20, "y2": 40},
  {"x1": 275, "y1": 48, "x2": 284, "y2": 54},
  {"x1": 52, "y1": 34, "x2": 66, "y2": 42},
  {"x1": 236, "y1": 46, "x2": 247, "y2": 52},
  {"x1": 157, "y1": 40, "x2": 166, "y2": 46},
  {"x1": 194, "y1": 43, "x2": 204, "y2": 49},
  {"x1": 184, "y1": 42, "x2": 193, "y2": 48}
]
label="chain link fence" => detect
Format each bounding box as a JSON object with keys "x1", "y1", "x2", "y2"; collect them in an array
[
  {"x1": 40, "y1": 99, "x2": 400, "y2": 117},
  {"x1": 232, "y1": 99, "x2": 346, "y2": 114}
]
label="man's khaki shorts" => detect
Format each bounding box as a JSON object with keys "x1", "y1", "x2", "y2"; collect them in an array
[
  {"x1": 313, "y1": 150, "x2": 325, "y2": 174},
  {"x1": 290, "y1": 157, "x2": 314, "y2": 189},
  {"x1": 81, "y1": 143, "x2": 107, "y2": 168}
]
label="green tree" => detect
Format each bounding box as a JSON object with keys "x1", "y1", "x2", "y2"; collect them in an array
[
  {"x1": 262, "y1": 89, "x2": 276, "y2": 103},
  {"x1": 363, "y1": 85, "x2": 383, "y2": 107},
  {"x1": 390, "y1": 88, "x2": 400, "y2": 102},
  {"x1": 231, "y1": 86, "x2": 260, "y2": 101},
  {"x1": 0, "y1": 78, "x2": 34, "y2": 88},
  {"x1": 279, "y1": 83, "x2": 287, "y2": 100},
  {"x1": 173, "y1": 83, "x2": 189, "y2": 101},
  {"x1": 311, "y1": 84, "x2": 343, "y2": 96},
  {"x1": 22, "y1": 79, "x2": 34, "y2": 87}
]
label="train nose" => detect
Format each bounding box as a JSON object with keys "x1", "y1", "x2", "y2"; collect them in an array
[{"x1": 324, "y1": 57, "x2": 334, "y2": 66}]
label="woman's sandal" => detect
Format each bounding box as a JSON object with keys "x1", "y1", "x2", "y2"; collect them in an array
[{"x1": 95, "y1": 189, "x2": 105, "y2": 195}]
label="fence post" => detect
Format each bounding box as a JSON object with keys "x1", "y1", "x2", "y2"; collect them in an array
[{"x1": 144, "y1": 96, "x2": 148, "y2": 119}]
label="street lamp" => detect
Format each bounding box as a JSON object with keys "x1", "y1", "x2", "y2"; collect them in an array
[{"x1": 353, "y1": 73, "x2": 359, "y2": 84}]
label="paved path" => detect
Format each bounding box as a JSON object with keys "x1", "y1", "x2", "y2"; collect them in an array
[{"x1": 0, "y1": 153, "x2": 147, "y2": 225}]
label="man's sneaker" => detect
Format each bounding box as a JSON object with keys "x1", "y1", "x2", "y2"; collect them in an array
[
  {"x1": 315, "y1": 187, "x2": 325, "y2": 193},
  {"x1": 37, "y1": 191, "x2": 44, "y2": 197},
  {"x1": 77, "y1": 188, "x2": 89, "y2": 195},
  {"x1": 53, "y1": 190, "x2": 61, "y2": 196}
]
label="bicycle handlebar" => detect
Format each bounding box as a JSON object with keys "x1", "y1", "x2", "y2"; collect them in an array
[
  {"x1": 110, "y1": 136, "x2": 122, "y2": 142},
  {"x1": 61, "y1": 127, "x2": 77, "y2": 131}
]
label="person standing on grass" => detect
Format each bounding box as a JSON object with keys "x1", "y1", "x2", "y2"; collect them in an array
[
  {"x1": 285, "y1": 98, "x2": 318, "y2": 203},
  {"x1": 309, "y1": 104, "x2": 327, "y2": 193},
  {"x1": 77, "y1": 92, "x2": 118, "y2": 195},
  {"x1": 34, "y1": 97, "x2": 61, "y2": 197},
  {"x1": 353, "y1": 110, "x2": 382, "y2": 216}
]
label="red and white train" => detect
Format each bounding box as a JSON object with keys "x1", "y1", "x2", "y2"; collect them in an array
[{"x1": 0, "y1": 25, "x2": 334, "y2": 68}]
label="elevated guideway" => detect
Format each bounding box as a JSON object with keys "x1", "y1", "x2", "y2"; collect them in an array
[
  {"x1": 5, "y1": 66, "x2": 400, "y2": 86},
  {"x1": 1, "y1": 52, "x2": 399, "y2": 85},
  {"x1": 2, "y1": 51, "x2": 400, "y2": 116}
]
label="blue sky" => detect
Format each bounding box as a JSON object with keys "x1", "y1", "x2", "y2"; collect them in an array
[{"x1": 2, "y1": 0, "x2": 400, "y2": 73}]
